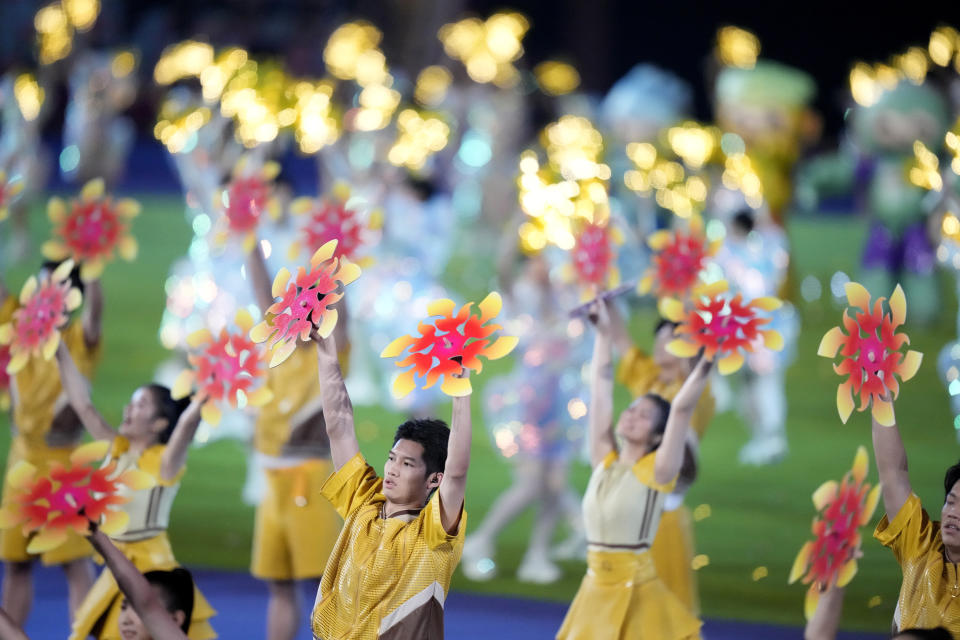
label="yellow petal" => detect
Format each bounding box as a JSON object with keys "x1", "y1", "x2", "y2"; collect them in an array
[
  {"x1": 80, "y1": 259, "x2": 105, "y2": 282},
  {"x1": 658, "y1": 297, "x2": 685, "y2": 322},
  {"x1": 441, "y1": 376, "x2": 472, "y2": 397},
  {"x1": 242, "y1": 233, "x2": 257, "y2": 254},
  {"x1": 478, "y1": 292, "x2": 504, "y2": 322},
  {"x1": 186, "y1": 329, "x2": 213, "y2": 348},
  {"x1": 0, "y1": 323, "x2": 11, "y2": 344},
  {"x1": 647, "y1": 230, "x2": 671, "y2": 250},
  {"x1": 290, "y1": 197, "x2": 314, "y2": 216},
  {"x1": 750, "y1": 296, "x2": 782, "y2": 311},
  {"x1": 666, "y1": 338, "x2": 699, "y2": 358},
  {"x1": 762, "y1": 330, "x2": 784, "y2": 351},
  {"x1": 118, "y1": 469, "x2": 156, "y2": 491},
  {"x1": 53, "y1": 259, "x2": 76, "y2": 283},
  {"x1": 897, "y1": 350, "x2": 922, "y2": 382},
  {"x1": 171, "y1": 370, "x2": 194, "y2": 400},
  {"x1": 862, "y1": 484, "x2": 882, "y2": 524},
  {"x1": 427, "y1": 298, "x2": 457, "y2": 318},
  {"x1": 484, "y1": 335, "x2": 518, "y2": 360},
  {"x1": 698, "y1": 279, "x2": 728, "y2": 299},
  {"x1": 316, "y1": 308, "x2": 339, "y2": 339},
  {"x1": 234, "y1": 308, "x2": 255, "y2": 332},
  {"x1": 837, "y1": 558, "x2": 858, "y2": 587},
  {"x1": 804, "y1": 586, "x2": 820, "y2": 621},
  {"x1": 116, "y1": 199, "x2": 141, "y2": 218},
  {"x1": 851, "y1": 446, "x2": 869, "y2": 484},
  {"x1": 19, "y1": 276, "x2": 38, "y2": 304},
  {"x1": 69, "y1": 441, "x2": 110, "y2": 466},
  {"x1": 889, "y1": 284, "x2": 906, "y2": 326},
  {"x1": 332, "y1": 181, "x2": 351, "y2": 202},
  {"x1": 41, "y1": 332, "x2": 60, "y2": 361},
  {"x1": 268, "y1": 340, "x2": 297, "y2": 368},
  {"x1": 249, "y1": 321, "x2": 274, "y2": 344},
  {"x1": 118, "y1": 236, "x2": 138, "y2": 261},
  {"x1": 818, "y1": 326, "x2": 845, "y2": 358},
  {"x1": 27, "y1": 529, "x2": 68, "y2": 554},
  {"x1": 41, "y1": 240, "x2": 69, "y2": 260},
  {"x1": 789, "y1": 541, "x2": 811, "y2": 584},
  {"x1": 271, "y1": 267, "x2": 291, "y2": 298},
  {"x1": 47, "y1": 197, "x2": 66, "y2": 223},
  {"x1": 335, "y1": 258, "x2": 361, "y2": 286},
  {"x1": 246, "y1": 386, "x2": 273, "y2": 407},
  {"x1": 287, "y1": 243, "x2": 300, "y2": 261},
  {"x1": 381, "y1": 335, "x2": 415, "y2": 358},
  {"x1": 844, "y1": 281, "x2": 871, "y2": 311},
  {"x1": 837, "y1": 381, "x2": 854, "y2": 424},
  {"x1": 609, "y1": 267, "x2": 621, "y2": 288},
  {"x1": 7, "y1": 461, "x2": 37, "y2": 490},
  {"x1": 637, "y1": 273, "x2": 653, "y2": 295},
  {"x1": 311, "y1": 240, "x2": 338, "y2": 266},
  {"x1": 391, "y1": 370, "x2": 417, "y2": 398},
  {"x1": 717, "y1": 351, "x2": 744, "y2": 375},
  {"x1": 201, "y1": 402, "x2": 221, "y2": 425},
  {"x1": 100, "y1": 509, "x2": 130, "y2": 536},
  {"x1": 872, "y1": 398, "x2": 895, "y2": 427},
  {"x1": 812, "y1": 480, "x2": 838, "y2": 511},
  {"x1": 81, "y1": 178, "x2": 105, "y2": 201},
  {"x1": 7, "y1": 351, "x2": 29, "y2": 374},
  {"x1": 65, "y1": 287, "x2": 83, "y2": 311},
  {"x1": 368, "y1": 208, "x2": 384, "y2": 230},
  {"x1": 262, "y1": 161, "x2": 281, "y2": 181}
]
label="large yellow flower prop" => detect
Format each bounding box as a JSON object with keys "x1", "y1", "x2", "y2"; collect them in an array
[
  {"x1": 789, "y1": 446, "x2": 881, "y2": 619},
  {"x1": 42, "y1": 179, "x2": 140, "y2": 281},
  {"x1": 661, "y1": 280, "x2": 783, "y2": 375},
  {"x1": 817, "y1": 283, "x2": 922, "y2": 426},
  {"x1": 250, "y1": 240, "x2": 361, "y2": 367},
  {"x1": 0, "y1": 261, "x2": 82, "y2": 374},
  {"x1": 381, "y1": 292, "x2": 518, "y2": 398},
  {"x1": 172, "y1": 309, "x2": 273, "y2": 425},
  {"x1": 0, "y1": 442, "x2": 155, "y2": 553}
]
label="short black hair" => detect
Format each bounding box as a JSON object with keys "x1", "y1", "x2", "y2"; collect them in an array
[
  {"x1": 945, "y1": 460, "x2": 960, "y2": 503},
  {"x1": 144, "y1": 568, "x2": 194, "y2": 633},
  {"x1": 894, "y1": 628, "x2": 955, "y2": 640},
  {"x1": 654, "y1": 318, "x2": 679, "y2": 337},
  {"x1": 145, "y1": 384, "x2": 191, "y2": 444},
  {"x1": 732, "y1": 209, "x2": 755, "y2": 235},
  {"x1": 393, "y1": 418, "x2": 450, "y2": 477},
  {"x1": 644, "y1": 393, "x2": 671, "y2": 450}
]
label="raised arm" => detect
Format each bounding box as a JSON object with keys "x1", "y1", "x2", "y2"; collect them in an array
[
  {"x1": 312, "y1": 331, "x2": 359, "y2": 470},
  {"x1": 55, "y1": 341, "x2": 115, "y2": 441},
  {"x1": 654, "y1": 355, "x2": 712, "y2": 486},
  {"x1": 87, "y1": 529, "x2": 188, "y2": 640},
  {"x1": 872, "y1": 398, "x2": 911, "y2": 519},
  {"x1": 804, "y1": 584, "x2": 844, "y2": 640},
  {"x1": 81, "y1": 277, "x2": 103, "y2": 349},
  {"x1": 605, "y1": 299, "x2": 633, "y2": 355},
  {"x1": 0, "y1": 608, "x2": 29, "y2": 640},
  {"x1": 588, "y1": 300, "x2": 617, "y2": 469},
  {"x1": 246, "y1": 241, "x2": 275, "y2": 315},
  {"x1": 160, "y1": 396, "x2": 205, "y2": 483},
  {"x1": 438, "y1": 384, "x2": 471, "y2": 534}
]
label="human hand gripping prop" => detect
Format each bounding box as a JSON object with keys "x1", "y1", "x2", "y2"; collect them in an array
[
  {"x1": 638, "y1": 214, "x2": 720, "y2": 301},
  {"x1": 250, "y1": 239, "x2": 360, "y2": 367},
  {"x1": 287, "y1": 181, "x2": 382, "y2": 266},
  {"x1": 41, "y1": 179, "x2": 140, "y2": 281},
  {"x1": 789, "y1": 446, "x2": 881, "y2": 619},
  {"x1": 380, "y1": 292, "x2": 518, "y2": 398},
  {"x1": 0, "y1": 441, "x2": 155, "y2": 553},
  {"x1": 212, "y1": 158, "x2": 281, "y2": 253},
  {"x1": 0, "y1": 260, "x2": 82, "y2": 374},
  {"x1": 817, "y1": 282, "x2": 922, "y2": 426},
  {"x1": 659, "y1": 280, "x2": 783, "y2": 375},
  {"x1": 171, "y1": 309, "x2": 273, "y2": 425}
]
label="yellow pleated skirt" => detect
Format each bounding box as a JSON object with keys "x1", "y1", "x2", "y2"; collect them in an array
[
  {"x1": 651, "y1": 506, "x2": 698, "y2": 616},
  {"x1": 69, "y1": 532, "x2": 217, "y2": 640},
  {"x1": 557, "y1": 550, "x2": 701, "y2": 640}
]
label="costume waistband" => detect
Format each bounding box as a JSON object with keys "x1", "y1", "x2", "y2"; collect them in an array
[{"x1": 585, "y1": 549, "x2": 656, "y2": 585}]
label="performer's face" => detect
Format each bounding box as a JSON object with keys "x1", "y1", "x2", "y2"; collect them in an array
[
  {"x1": 942, "y1": 480, "x2": 960, "y2": 548},
  {"x1": 383, "y1": 439, "x2": 438, "y2": 506},
  {"x1": 119, "y1": 387, "x2": 166, "y2": 442},
  {"x1": 616, "y1": 396, "x2": 660, "y2": 446},
  {"x1": 117, "y1": 594, "x2": 185, "y2": 640}
]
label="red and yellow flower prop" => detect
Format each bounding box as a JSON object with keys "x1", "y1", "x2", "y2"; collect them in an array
[
  {"x1": 172, "y1": 309, "x2": 273, "y2": 425},
  {"x1": 41, "y1": 179, "x2": 140, "y2": 281},
  {"x1": 250, "y1": 239, "x2": 361, "y2": 367},
  {"x1": 817, "y1": 282, "x2": 922, "y2": 426},
  {"x1": 0, "y1": 170, "x2": 25, "y2": 221},
  {"x1": 638, "y1": 214, "x2": 720, "y2": 300},
  {"x1": 660, "y1": 280, "x2": 783, "y2": 375},
  {"x1": 0, "y1": 441, "x2": 155, "y2": 553},
  {"x1": 0, "y1": 260, "x2": 83, "y2": 374},
  {"x1": 213, "y1": 159, "x2": 281, "y2": 252},
  {"x1": 380, "y1": 292, "x2": 518, "y2": 398},
  {"x1": 287, "y1": 182, "x2": 381, "y2": 265},
  {"x1": 789, "y1": 446, "x2": 881, "y2": 619},
  {"x1": 569, "y1": 221, "x2": 622, "y2": 293}
]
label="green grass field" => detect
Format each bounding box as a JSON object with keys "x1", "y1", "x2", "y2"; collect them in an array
[{"x1": 2, "y1": 197, "x2": 956, "y2": 632}]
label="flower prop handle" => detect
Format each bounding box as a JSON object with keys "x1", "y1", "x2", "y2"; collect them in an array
[
  {"x1": 250, "y1": 239, "x2": 361, "y2": 368},
  {"x1": 0, "y1": 260, "x2": 83, "y2": 374},
  {"x1": 171, "y1": 309, "x2": 274, "y2": 425},
  {"x1": 817, "y1": 282, "x2": 922, "y2": 426},
  {"x1": 0, "y1": 442, "x2": 156, "y2": 553},
  {"x1": 660, "y1": 280, "x2": 783, "y2": 375},
  {"x1": 42, "y1": 179, "x2": 140, "y2": 282},
  {"x1": 380, "y1": 292, "x2": 518, "y2": 398},
  {"x1": 788, "y1": 446, "x2": 881, "y2": 619}
]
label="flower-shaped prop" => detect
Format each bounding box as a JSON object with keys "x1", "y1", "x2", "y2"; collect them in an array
[
  {"x1": 41, "y1": 179, "x2": 140, "y2": 281},
  {"x1": 250, "y1": 239, "x2": 361, "y2": 367},
  {"x1": 380, "y1": 292, "x2": 519, "y2": 398},
  {"x1": 213, "y1": 159, "x2": 281, "y2": 252},
  {"x1": 789, "y1": 446, "x2": 881, "y2": 619},
  {"x1": 0, "y1": 260, "x2": 82, "y2": 374},
  {"x1": 660, "y1": 280, "x2": 783, "y2": 375},
  {"x1": 0, "y1": 441, "x2": 155, "y2": 553},
  {"x1": 638, "y1": 215, "x2": 720, "y2": 301},
  {"x1": 0, "y1": 170, "x2": 25, "y2": 221},
  {"x1": 817, "y1": 283, "x2": 922, "y2": 426},
  {"x1": 172, "y1": 309, "x2": 273, "y2": 425},
  {"x1": 569, "y1": 221, "x2": 622, "y2": 294},
  {"x1": 288, "y1": 182, "x2": 381, "y2": 265}
]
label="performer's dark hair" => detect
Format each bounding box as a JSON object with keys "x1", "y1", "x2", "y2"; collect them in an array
[
  {"x1": 143, "y1": 568, "x2": 195, "y2": 632},
  {"x1": 40, "y1": 259, "x2": 85, "y2": 297},
  {"x1": 654, "y1": 318, "x2": 679, "y2": 337},
  {"x1": 394, "y1": 418, "x2": 450, "y2": 477},
  {"x1": 893, "y1": 627, "x2": 955, "y2": 640},
  {"x1": 945, "y1": 460, "x2": 960, "y2": 503},
  {"x1": 644, "y1": 393, "x2": 671, "y2": 450},
  {"x1": 145, "y1": 384, "x2": 191, "y2": 444}
]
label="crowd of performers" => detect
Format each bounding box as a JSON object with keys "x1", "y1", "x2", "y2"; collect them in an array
[{"x1": 2, "y1": 10, "x2": 960, "y2": 640}]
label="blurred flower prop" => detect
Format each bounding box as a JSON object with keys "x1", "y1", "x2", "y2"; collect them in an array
[
  {"x1": 789, "y1": 446, "x2": 881, "y2": 619},
  {"x1": 569, "y1": 221, "x2": 622, "y2": 293},
  {"x1": 172, "y1": 309, "x2": 273, "y2": 425},
  {"x1": 661, "y1": 280, "x2": 783, "y2": 375},
  {"x1": 0, "y1": 346, "x2": 10, "y2": 410},
  {"x1": 288, "y1": 182, "x2": 381, "y2": 265},
  {"x1": 0, "y1": 260, "x2": 82, "y2": 374},
  {"x1": 213, "y1": 159, "x2": 281, "y2": 252},
  {"x1": 817, "y1": 282, "x2": 922, "y2": 426},
  {"x1": 638, "y1": 214, "x2": 719, "y2": 300},
  {"x1": 381, "y1": 292, "x2": 518, "y2": 398},
  {"x1": 250, "y1": 240, "x2": 361, "y2": 367},
  {"x1": 0, "y1": 441, "x2": 154, "y2": 553},
  {"x1": 0, "y1": 171, "x2": 25, "y2": 221},
  {"x1": 42, "y1": 179, "x2": 140, "y2": 281}
]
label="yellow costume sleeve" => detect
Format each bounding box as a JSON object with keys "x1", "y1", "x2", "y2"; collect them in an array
[
  {"x1": 632, "y1": 452, "x2": 677, "y2": 494},
  {"x1": 690, "y1": 386, "x2": 715, "y2": 441},
  {"x1": 320, "y1": 452, "x2": 382, "y2": 520},
  {"x1": 422, "y1": 490, "x2": 466, "y2": 549},
  {"x1": 0, "y1": 297, "x2": 16, "y2": 322},
  {"x1": 874, "y1": 494, "x2": 935, "y2": 564},
  {"x1": 138, "y1": 445, "x2": 185, "y2": 487},
  {"x1": 616, "y1": 347, "x2": 659, "y2": 398}
]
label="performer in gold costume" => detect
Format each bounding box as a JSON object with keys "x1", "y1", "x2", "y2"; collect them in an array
[
  {"x1": 557, "y1": 299, "x2": 711, "y2": 640},
  {"x1": 54, "y1": 345, "x2": 217, "y2": 640},
  {"x1": 309, "y1": 328, "x2": 471, "y2": 640}
]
